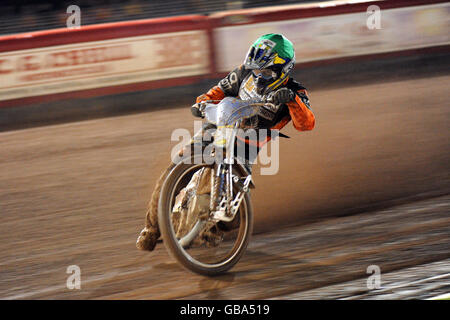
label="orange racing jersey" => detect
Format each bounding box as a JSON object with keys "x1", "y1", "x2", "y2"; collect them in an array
[{"x1": 196, "y1": 65, "x2": 315, "y2": 147}]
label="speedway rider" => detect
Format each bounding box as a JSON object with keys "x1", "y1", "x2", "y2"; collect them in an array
[
  {"x1": 191, "y1": 33, "x2": 315, "y2": 160},
  {"x1": 136, "y1": 33, "x2": 315, "y2": 252}
]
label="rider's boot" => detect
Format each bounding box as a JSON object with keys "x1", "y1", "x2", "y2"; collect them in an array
[{"x1": 136, "y1": 225, "x2": 160, "y2": 251}]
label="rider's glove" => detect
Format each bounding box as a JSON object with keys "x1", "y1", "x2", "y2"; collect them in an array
[
  {"x1": 191, "y1": 103, "x2": 204, "y2": 118},
  {"x1": 266, "y1": 88, "x2": 295, "y2": 105}
]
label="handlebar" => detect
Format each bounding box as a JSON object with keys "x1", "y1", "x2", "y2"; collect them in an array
[{"x1": 196, "y1": 99, "x2": 276, "y2": 116}]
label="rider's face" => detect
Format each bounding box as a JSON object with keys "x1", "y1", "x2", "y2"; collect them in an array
[
  {"x1": 252, "y1": 68, "x2": 276, "y2": 80},
  {"x1": 253, "y1": 69, "x2": 276, "y2": 95}
]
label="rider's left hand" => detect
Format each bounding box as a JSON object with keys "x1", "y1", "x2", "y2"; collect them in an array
[
  {"x1": 266, "y1": 88, "x2": 295, "y2": 105},
  {"x1": 191, "y1": 103, "x2": 204, "y2": 118}
]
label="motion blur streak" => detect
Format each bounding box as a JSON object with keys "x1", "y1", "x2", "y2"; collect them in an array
[{"x1": 0, "y1": 72, "x2": 448, "y2": 299}]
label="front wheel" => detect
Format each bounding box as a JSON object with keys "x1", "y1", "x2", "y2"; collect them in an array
[{"x1": 158, "y1": 156, "x2": 253, "y2": 276}]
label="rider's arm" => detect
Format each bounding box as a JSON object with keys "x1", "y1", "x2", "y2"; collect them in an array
[
  {"x1": 196, "y1": 65, "x2": 249, "y2": 103},
  {"x1": 285, "y1": 89, "x2": 315, "y2": 131},
  {"x1": 193, "y1": 84, "x2": 226, "y2": 117},
  {"x1": 196, "y1": 85, "x2": 225, "y2": 103}
]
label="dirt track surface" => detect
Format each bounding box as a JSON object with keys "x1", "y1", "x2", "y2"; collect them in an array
[
  {"x1": 0, "y1": 74, "x2": 449, "y2": 299},
  {"x1": 273, "y1": 258, "x2": 450, "y2": 300}
]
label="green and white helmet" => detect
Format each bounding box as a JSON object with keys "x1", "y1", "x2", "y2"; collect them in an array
[{"x1": 243, "y1": 33, "x2": 296, "y2": 95}]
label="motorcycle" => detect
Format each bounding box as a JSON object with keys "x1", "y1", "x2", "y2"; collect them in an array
[{"x1": 150, "y1": 97, "x2": 279, "y2": 276}]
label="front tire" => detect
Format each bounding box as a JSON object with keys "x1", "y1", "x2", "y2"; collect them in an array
[{"x1": 158, "y1": 155, "x2": 253, "y2": 276}]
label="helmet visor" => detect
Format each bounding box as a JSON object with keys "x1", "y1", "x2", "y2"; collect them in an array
[{"x1": 252, "y1": 69, "x2": 276, "y2": 80}]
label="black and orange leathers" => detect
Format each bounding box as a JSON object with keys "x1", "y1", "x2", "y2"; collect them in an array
[{"x1": 196, "y1": 64, "x2": 315, "y2": 148}]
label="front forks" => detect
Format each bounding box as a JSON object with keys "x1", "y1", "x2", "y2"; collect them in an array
[
  {"x1": 209, "y1": 122, "x2": 252, "y2": 222},
  {"x1": 210, "y1": 163, "x2": 252, "y2": 223}
]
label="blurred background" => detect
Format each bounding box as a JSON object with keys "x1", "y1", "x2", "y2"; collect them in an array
[
  {"x1": 0, "y1": 0, "x2": 449, "y2": 300},
  {"x1": 0, "y1": 0, "x2": 313, "y2": 35}
]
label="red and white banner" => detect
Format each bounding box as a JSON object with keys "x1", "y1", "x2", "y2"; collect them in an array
[
  {"x1": 214, "y1": 2, "x2": 450, "y2": 72},
  {"x1": 0, "y1": 31, "x2": 209, "y2": 101},
  {"x1": 0, "y1": 0, "x2": 448, "y2": 107}
]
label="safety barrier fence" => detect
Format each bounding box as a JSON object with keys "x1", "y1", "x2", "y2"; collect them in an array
[{"x1": 0, "y1": 0, "x2": 448, "y2": 108}]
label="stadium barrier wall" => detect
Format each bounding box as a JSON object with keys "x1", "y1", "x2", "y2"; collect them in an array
[{"x1": 0, "y1": 0, "x2": 448, "y2": 108}]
